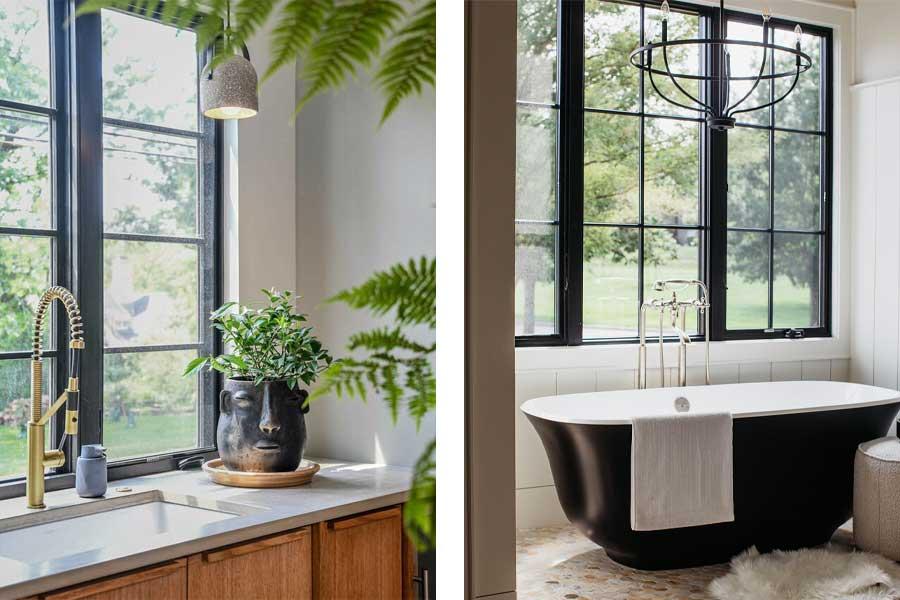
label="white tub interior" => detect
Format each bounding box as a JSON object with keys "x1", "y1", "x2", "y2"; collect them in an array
[{"x1": 520, "y1": 381, "x2": 900, "y2": 425}]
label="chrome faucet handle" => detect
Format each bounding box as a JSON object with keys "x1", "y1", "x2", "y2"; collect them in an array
[{"x1": 674, "y1": 396, "x2": 690, "y2": 412}]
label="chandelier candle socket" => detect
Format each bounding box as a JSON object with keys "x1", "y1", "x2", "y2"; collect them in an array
[{"x1": 629, "y1": 0, "x2": 812, "y2": 130}]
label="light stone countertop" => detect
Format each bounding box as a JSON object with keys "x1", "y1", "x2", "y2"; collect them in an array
[{"x1": 0, "y1": 458, "x2": 411, "y2": 599}]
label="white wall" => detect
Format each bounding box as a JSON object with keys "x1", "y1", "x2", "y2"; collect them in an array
[
  {"x1": 850, "y1": 80, "x2": 900, "y2": 390},
  {"x1": 855, "y1": 1, "x2": 900, "y2": 84},
  {"x1": 224, "y1": 30, "x2": 435, "y2": 468},
  {"x1": 223, "y1": 25, "x2": 298, "y2": 305},
  {"x1": 294, "y1": 77, "x2": 436, "y2": 467}
]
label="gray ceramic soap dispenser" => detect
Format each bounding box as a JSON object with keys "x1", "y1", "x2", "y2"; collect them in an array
[{"x1": 75, "y1": 444, "x2": 107, "y2": 498}]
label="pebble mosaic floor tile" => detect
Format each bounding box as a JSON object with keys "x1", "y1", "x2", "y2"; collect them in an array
[{"x1": 516, "y1": 524, "x2": 855, "y2": 600}]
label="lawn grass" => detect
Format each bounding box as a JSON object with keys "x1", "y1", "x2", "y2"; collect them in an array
[
  {"x1": 0, "y1": 413, "x2": 197, "y2": 478},
  {"x1": 516, "y1": 245, "x2": 817, "y2": 334}
]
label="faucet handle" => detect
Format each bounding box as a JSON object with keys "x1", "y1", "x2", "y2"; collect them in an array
[{"x1": 674, "y1": 396, "x2": 690, "y2": 412}]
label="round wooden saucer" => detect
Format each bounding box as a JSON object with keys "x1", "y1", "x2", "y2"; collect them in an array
[{"x1": 202, "y1": 458, "x2": 320, "y2": 488}]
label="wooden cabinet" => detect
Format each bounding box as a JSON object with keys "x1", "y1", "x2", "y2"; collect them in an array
[
  {"x1": 186, "y1": 528, "x2": 312, "y2": 600},
  {"x1": 26, "y1": 504, "x2": 414, "y2": 600},
  {"x1": 313, "y1": 507, "x2": 404, "y2": 600},
  {"x1": 42, "y1": 560, "x2": 186, "y2": 600}
]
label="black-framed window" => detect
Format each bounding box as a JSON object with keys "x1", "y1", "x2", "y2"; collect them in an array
[
  {"x1": 0, "y1": 0, "x2": 220, "y2": 487},
  {"x1": 514, "y1": 0, "x2": 832, "y2": 346}
]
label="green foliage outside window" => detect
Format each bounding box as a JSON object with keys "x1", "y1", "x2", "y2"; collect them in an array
[{"x1": 515, "y1": 0, "x2": 825, "y2": 336}]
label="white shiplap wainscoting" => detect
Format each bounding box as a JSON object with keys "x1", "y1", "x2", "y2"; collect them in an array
[
  {"x1": 515, "y1": 358, "x2": 851, "y2": 529},
  {"x1": 850, "y1": 78, "x2": 900, "y2": 389}
]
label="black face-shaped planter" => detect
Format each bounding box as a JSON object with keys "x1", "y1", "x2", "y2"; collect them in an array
[{"x1": 217, "y1": 378, "x2": 309, "y2": 472}]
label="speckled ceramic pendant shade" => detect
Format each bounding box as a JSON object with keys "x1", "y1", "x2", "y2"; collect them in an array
[{"x1": 200, "y1": 47, "x2": 258, "y2": 120}]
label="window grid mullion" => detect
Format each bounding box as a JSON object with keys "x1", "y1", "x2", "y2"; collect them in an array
[
  {"x1": 767, "y1": 26, "x2": 775, "y2": 331},
  {"x1": 636, "y1": 3, "x2": 646, "y2": 336},
  {"x1": 49, "y1": 0, "x2": 72, "y2": 471},
  {"x1": 102, "y1": 116, "x2": 201, "y2": 140},
  {"x1": 515, "y1": 1, "x2": 831, "y2": 347}
]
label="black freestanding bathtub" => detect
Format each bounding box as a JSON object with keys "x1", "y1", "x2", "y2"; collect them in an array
[{"x1": 522, "y1": 380, "x2": 900, "y2": 570}]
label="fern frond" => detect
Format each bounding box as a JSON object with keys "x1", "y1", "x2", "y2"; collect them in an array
[
  {"x1": 232, "y1": 0, "x2": 278, "y2": 47},
  {"x1": 261, "y1": 0, "x2": 332, "y2": 84},
  {"x1": 192, "y1": 0, "x2": 230, "y2": 55},
  {"x1": 405, "y1": 359, "x2": 435, "y2": 429},
  {"x1": 375, "y1": 0, "x2": 435, "y2": 123},
  {"x1": 309, "y1": 353, "x2": 432, "y2": 427},
  {"x1": 76, "y1": 0, "x2": 206, "y2": 30},
  {"x1": 404, "y1": 439, "x2": 435, "y2": 551},
  {"x1": 348, "y1": 327, "x2": 434, "y2": 355},
  {"x1": 328, "y1": 256, "x2": 436, "y2": 328},
  {"x1": 295, "y1": 0, "x2": 405, "y2": 114}
]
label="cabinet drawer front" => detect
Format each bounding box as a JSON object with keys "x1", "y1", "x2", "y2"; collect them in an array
[
  {"x1": 187, "y1": 528, "x2": 311, "y2": 600},
  {"x1": 44, "y1": 560, "x2": 187, "y2": 600},
  {"x1": 317, "y1": 507, "x2": 403, "y2": 600}
]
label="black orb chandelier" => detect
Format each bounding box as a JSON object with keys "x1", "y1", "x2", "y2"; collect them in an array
[{"x1": 629, "y1": 0, "x2": 812, "y2": 131}]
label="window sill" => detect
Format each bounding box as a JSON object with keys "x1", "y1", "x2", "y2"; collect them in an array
[
  {"x1": 0, "y1": 449, "x2": 218, "y2": 502},
  {"x1": 515, "y1": 335, "x2": 849, "y2": 372}
]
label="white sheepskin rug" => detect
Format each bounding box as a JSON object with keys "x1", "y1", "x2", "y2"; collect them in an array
[{"x1": 709, "y1": 545, "x2": 900, "y2": 600}]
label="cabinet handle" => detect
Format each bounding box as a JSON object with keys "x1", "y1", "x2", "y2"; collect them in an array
[
  {"x1": 413, "y1": 569, "x2": 430, "y2": 600},
  {"x1": 202, "y1": 528, "x2": 310, "y2": 563},
  {"x1": 330, "y1": 506, "x2": 401, "y2": 531}
]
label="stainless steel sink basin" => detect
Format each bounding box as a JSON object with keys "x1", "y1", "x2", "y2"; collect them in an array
[{"x1": 0, "y1": 491, "x2": 262, "y2": 564}]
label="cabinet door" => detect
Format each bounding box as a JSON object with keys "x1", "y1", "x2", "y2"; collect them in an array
[
  {"x1": 187, "y1": 528, "x2": 311, "y2": 600},
  {"x1": 43, "y1": 560, "x2": 186, "y2": 600},
  {"x1": 314, "y1": 506, "x2": 403, "y2": 600}
]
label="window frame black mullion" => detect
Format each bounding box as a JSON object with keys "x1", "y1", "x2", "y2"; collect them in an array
[
  {"x1": 514, "y1": 0, "x2": 832, "y2": 347},
  {"x1": 821, "y1": 29, "x2": 833, "y2": 334},
  {"x1": 102, "y1": 115, "x2": 202, "y2": 140},
  {"x1": 103, "y1": 3, "x2": 223, "y2": 475},
  {"x1": 707, "y1": 5, "x2": 728, "y2": 341},
  {"x1": 559, "y1": 0, "x2": 584, "y2": 345},
  {"x1": 767, "y1": 24, "x2": 775, "y2": 331},
  {"x1": 71, "y1": 2, "x2": 104, "y2": 457},
  {"x1": 718, "y1": 9, "x2": 833, "y2": 340},
  {"x1": 0, "y1": 0, "x2": 222, "y2": 496},
  {"x1": 636, "y1": 3, "x2": 645, "y2": 340},
  {"x1": 51, "y1": 0, "x2": 74, "y2": 471}
]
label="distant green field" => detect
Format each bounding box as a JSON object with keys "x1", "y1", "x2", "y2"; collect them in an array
[
  {"x1": 0, "y1": 413, "x2": 197, "y2": 479},
  {"x1": 517, "y1": 246, "x2": 816, "y2": 335}
]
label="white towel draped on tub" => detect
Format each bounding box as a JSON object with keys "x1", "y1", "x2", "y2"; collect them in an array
[{"x1": 630, "y1": 411, "x2": 735, "y2": 531}]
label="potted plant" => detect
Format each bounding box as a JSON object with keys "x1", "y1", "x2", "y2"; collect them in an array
[{"x1": 184, "y1": 289, "x2": 332, "y2": 473}]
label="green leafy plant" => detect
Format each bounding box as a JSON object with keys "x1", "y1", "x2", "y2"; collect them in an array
[
  {"x1": 184, "y1": 288, "x2": 332, "y2": 388},
  {"x1": 311, "y1": 256, "x2": 435, "y2": 549},
  {"x1": 75, "y1": 0, "x2": 436, "y2": 123}
]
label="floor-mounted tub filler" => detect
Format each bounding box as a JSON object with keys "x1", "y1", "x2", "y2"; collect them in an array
[{"x1": 521, "y1": 381, "x2": 900, "y2": 570}]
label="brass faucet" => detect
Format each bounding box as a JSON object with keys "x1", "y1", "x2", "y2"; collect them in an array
[{"x1": 27, "y1": 286, "x2": 84, "y2": 509}]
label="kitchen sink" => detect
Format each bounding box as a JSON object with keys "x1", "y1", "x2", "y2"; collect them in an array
[{"x1": 0, "y1": 491, "x2": 261, "y2": 564}]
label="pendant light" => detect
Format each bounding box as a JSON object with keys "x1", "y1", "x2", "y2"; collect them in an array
[
  {"x1": 200, "y1": 0, "x2": 258, "y2": 120},
  {"x1": 629, "y1": 0, "x2": 811, "y2": 130}
]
